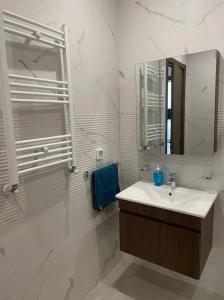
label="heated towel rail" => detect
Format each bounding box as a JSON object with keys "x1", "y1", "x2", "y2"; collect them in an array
[{"x1": 0, "y1": 10, "x2": 77, "y2": 193}]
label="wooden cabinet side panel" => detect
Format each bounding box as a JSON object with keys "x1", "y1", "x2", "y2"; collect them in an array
[{"x1": 199, "y1": 205, "x2": 214, "y2": 274}]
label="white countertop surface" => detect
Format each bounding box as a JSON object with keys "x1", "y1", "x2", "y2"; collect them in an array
[{"x1": 116, "y1": 181, "x2": 217, "y2": 218}]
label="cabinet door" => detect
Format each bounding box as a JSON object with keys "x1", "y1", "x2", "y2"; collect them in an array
[
  {"x1": 120, "y1": 211, "x2": 161, "y2": 265},
  {"x1": 160, "y1": 222, "x2": 200, "y2": 278},
  {"x1": 120, "y1": 211, "x2": 200, "y2": 279}
]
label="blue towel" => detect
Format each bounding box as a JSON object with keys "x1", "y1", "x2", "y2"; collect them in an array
[{"x1": 92, "y1": 164, "x2": 120, "y2": 211}]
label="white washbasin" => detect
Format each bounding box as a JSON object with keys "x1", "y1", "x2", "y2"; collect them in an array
[{"x1": 116, "y1": 181, "x2": 217, "y2": 218}]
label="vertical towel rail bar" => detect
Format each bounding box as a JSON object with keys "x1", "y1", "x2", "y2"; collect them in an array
[
  {"x1": 0, "y1": 13, "x2": 18, "y2": 190},
  {"x1": 60, "y1": 25, "x2": 77, "y2": 171}
]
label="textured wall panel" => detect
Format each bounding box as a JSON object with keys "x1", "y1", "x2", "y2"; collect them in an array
[
  {"x1": 0, "y1": 1, "x2": 120, "y2": 300},
  {"x1": 119, "y1": 113, "x2": 139, "y2": 187},
  {"x1": 0, "y1": 113, "x2": 119, "y2": 227}
]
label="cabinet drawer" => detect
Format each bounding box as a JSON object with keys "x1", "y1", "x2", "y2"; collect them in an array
[
  {"x1": 119, "y1": 199, "x2": 202, "y2": 231},
  {"x1": 120, "y1": 211, "x2": 200, "y2": 279}
]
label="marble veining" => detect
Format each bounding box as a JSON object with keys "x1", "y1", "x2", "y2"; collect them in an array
[
  {"x1": 148, "y1": 37, "x2": 167, "y2": 57},
  {"x1": 20, "y1": 249, "x2": 54, "y2": 300},
  {"x1": 73, "y1": 29, "x2": 86, "y2": 71},
  {"x1": 9, "y1": 269, "x2": 17, "y2": 279},
  {"x1": 198, "y1": 0, "x2": 224, "y2": 26},
  {"x1": 96, "y1": 0, "x2": 117, "y2": 42},
  {"x1": 17, "y1": 59, "x2": 38, "y2": 77},
  {"x1": 194, "y1": 138, "x2": 206, "y2": 149},
  {"x1": 94, "y1": 76, "x2": 119, "y2": 113},
  {"x1": 202, "y1": 86, "x2": 207, "y2": 92},
  {"x1": 63, "y1": 277, "x2": 75, "y2": 300},
  {"x1": 32, "y1": 49, "x2": 51, "y2": 64},
  {"x1": 0, "y1": 246, "x2": 6, "y2": 257},
  {"x1": 36, "y1": 280, "x2": 45, "y2": 300},
  {"x1": 94, "y1": 240, "x2": 118, "y2": 291},
  {"x1": 118, "y1": 70, "x2": 126, "y2": 80},
  {"x1": 135, "y1": 1, "x2": 185, "y2": 24},
  {"x1": 77, "y1": 30, "x2": 86, "y2": 59}
]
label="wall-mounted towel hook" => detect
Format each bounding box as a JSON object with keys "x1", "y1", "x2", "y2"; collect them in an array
[
  {"x1": 2, "y1": 184, "x2": 19, "y2": 196},
  {"x1": 70, "y1": 166, "x2": 79, "y2": 174},
  {"x1": 32, "y1": 31, "x2": 42, "y2": 39},
  {"x1": 83, "y1": 171, "x2": 90, "y2": 180}
]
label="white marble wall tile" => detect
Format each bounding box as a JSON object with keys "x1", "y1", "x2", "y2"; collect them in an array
[
  {"x1": 0, "y1": 0, "x2": 120, "y2": 299},
  {"x1": 118, "y1": 0, "x2": 224, "y2": 297},
  {"x1": 2, "y1": 0, "x2": 224, "y2": 299}
]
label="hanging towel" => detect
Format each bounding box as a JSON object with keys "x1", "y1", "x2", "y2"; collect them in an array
[{"x1": 92, "y1": 163, "x2": 120, "y2": 211}]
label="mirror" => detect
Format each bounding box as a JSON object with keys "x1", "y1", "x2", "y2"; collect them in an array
[{"x1": 136, "y1": 49, "x2": 220, "y2": 156}]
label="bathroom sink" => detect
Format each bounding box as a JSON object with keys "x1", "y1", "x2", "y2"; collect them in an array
[
  {"x1": 149, "y1": 185, "x2": 195, "y2": 204},
  {"x1": 116, "y1": 181, "x2": 217, "y2": 218}
]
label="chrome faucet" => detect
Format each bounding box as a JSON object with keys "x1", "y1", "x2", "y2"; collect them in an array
[{"x1": 168, "y1": 172, "x2": 176, "y2": 191}]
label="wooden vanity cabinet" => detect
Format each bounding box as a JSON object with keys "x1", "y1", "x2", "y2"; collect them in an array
[{"x1": 119, "y1": 199, "x2": 214, "y2": 279}]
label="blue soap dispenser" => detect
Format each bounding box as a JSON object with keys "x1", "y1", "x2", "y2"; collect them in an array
[{"x1": 153, "y1": 165, "x2": 164, "y2": 186}]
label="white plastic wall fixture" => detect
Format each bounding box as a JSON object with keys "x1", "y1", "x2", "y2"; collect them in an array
[{"x1": 96, "y1": 148, "x2": 104, "y2": 160}]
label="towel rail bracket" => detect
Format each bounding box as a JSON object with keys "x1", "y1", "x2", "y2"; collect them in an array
[{"x1": 2, "y1": 184, "x2": 19, "y2": 196}]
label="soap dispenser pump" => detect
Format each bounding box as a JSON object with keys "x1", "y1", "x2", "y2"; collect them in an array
[{"x1": 153, "y1": 165, "x2": 164, "y2": 186}]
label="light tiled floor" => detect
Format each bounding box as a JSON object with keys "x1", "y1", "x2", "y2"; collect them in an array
[{"x1": 84, "y1": 260, "x2": 224, "y2": 300}]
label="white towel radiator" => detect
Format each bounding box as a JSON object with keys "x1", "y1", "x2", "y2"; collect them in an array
[{"x1": 0, "y1": 10, "x2": 77, "y2": 193}]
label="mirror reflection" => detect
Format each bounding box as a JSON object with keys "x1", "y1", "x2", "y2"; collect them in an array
[{"x1": 137, "y1": 49, "x2": 220, "y2": 156}]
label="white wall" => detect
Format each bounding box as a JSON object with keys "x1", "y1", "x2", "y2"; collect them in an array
[
  {"x1": 0, "y1": 1, "x2": 120, "y2": 299},
  {"x1": 184, "y1": 50, "x2": 217, "y2": 155},
  {"x1": 1, "y1": 1, "x2": 224, "y2": 299},
  {"x1": 118, "y1": 0, "x2": 224, "y2": 297}
]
